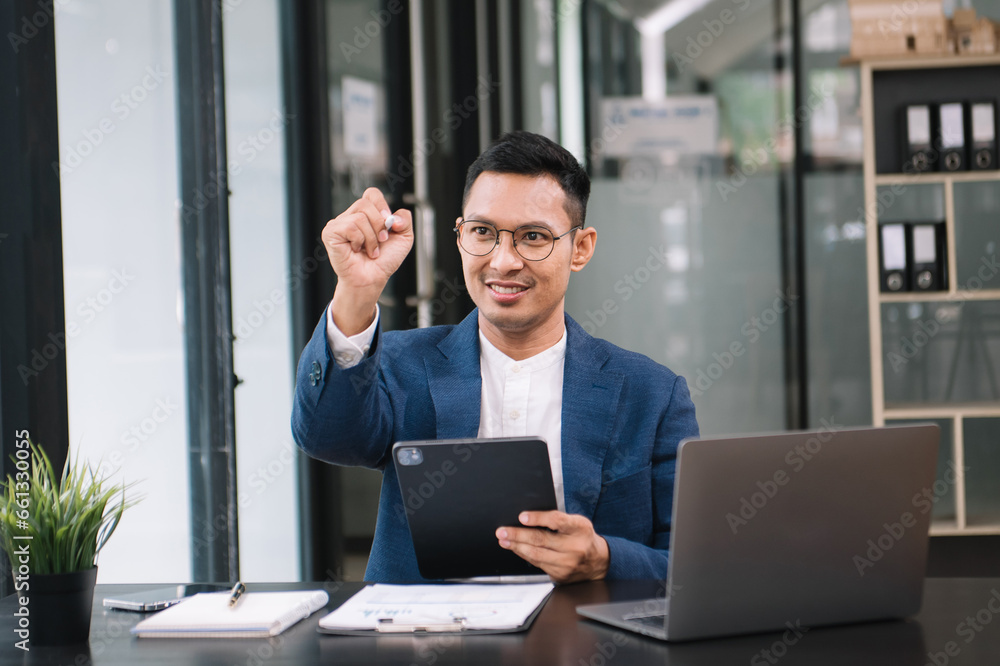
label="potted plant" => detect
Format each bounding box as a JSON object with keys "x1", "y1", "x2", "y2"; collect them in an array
[{"x1": 1, "y1": 442, "x2": 138, "y2": 646}]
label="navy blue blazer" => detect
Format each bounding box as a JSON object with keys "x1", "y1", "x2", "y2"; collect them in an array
[{"x1": 292, "y1": 308, "x2": 699, "y2": 582}]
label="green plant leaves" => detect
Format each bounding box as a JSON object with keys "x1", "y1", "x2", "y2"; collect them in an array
[{"x1": 0, "y1": 442, "x2": 140, "y2": 574}]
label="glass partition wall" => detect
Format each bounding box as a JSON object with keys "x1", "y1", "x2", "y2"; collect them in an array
[
  {"x1": 800, "y1": 0, "x2": 871, "y2": 428},
  {"x1": 564, "y1": 0, "x2": 795, "y2": 435}
]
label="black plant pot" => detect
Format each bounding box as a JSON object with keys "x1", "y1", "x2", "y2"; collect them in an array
[{"x1": 17, "y1": 567, "x2": 98, "y2": 646}]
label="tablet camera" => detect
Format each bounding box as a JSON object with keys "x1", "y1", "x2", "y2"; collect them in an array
[{"x1": 396, "y1": 447, "x2": 423, "y2": 466}]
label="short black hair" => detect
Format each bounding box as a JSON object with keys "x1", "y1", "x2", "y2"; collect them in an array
[{"x1": 463, "y1": 131, "x2": 590, "y2": 228}]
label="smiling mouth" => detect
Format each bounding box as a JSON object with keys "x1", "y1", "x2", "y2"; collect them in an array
[{"x1": 489, "y1": 285, "x2": 528, "y2": 295}]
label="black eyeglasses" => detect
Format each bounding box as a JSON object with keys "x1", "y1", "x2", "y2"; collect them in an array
[{"x1": 454, "y1": 220, "x2": 582, "y2": 261}]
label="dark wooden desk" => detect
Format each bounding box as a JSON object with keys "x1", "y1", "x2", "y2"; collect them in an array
[{"x1": 2, "y1": 578, "x2": 998, "y2": 665}]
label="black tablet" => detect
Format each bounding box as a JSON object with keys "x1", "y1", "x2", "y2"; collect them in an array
[{"x1": 392, "y1": 437, "x2": 558, "y2": 579}]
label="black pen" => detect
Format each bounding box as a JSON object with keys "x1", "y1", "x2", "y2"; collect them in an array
[{"x1": 228, "y1": 581, "x2": 246, "y2": 609}]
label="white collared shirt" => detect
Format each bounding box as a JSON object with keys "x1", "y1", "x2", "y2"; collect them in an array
[
  {"x1": 325, "y1": 304, "x2": 567, "y2": 511},
  {"x1": 477, "y1": 330, "x2": 566, "y2": 512}
]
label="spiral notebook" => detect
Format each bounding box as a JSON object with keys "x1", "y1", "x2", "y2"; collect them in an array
[{"x1": 131, "y1": 590, "x2": 329, "y2": 638}]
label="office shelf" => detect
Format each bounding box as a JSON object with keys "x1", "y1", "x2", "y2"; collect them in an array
[
  {"x1": 874, "y1": 171, "x2": 1000, "y2": 186},
  {"x1": 930, "y1": 523, "x2": 1000, "y2": 537},
  {"x1": 884, "y1": 402, "x2": 1000, "y2": 420},
  {"x1": 928, "y1": 519, "x2": 958, "y2": 535},
  {"x1": 858, "y1": 56, "x2": 1000, "y2": 538},
  {"x1": 843, "y1": 53, "x2": 1000, "y2": 70},
  {"x1": 879, "y1": 289, "x2": 1000, "y2": 303}
]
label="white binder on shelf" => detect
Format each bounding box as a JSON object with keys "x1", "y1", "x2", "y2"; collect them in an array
[
  {"x1": 937, "y1": 102, "x2": 967, "y2": 172},
  {"x1": 903, "y1": 104, "x2": 934, "y2": 172},
  {"x1": 880, "y1": 223, "x2": 909, "y2": 293},
  {"x1": 909, "y1": 222, "x2": 947, "y2": 292},
  {"x1": 970, "y1": 101, "x2": 997, "y2": 170}
]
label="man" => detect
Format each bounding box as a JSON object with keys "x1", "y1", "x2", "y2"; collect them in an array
[{"x1": 293, "y1": 131, "x2": 698, "y2": 584}]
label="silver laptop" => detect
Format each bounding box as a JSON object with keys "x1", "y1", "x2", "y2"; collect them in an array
[{"x1": 577, "y1": 423, "x2": 939, "y2": 641}]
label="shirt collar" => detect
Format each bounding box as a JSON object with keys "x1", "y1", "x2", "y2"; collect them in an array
[{"x1": 478, "y1": 327, "x2": 567, "y2": 373}]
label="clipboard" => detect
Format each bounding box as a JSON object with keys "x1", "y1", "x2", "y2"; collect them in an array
[{"x1": 317, "y1": 583, "x2": 554, "y2": 636}]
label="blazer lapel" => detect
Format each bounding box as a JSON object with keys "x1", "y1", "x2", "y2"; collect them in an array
[
  {"x1": 561, "y1": 315, "x2": 624, "y2": 519},
  {"x1": 424, "y1": 309, "x2": 482, "y2": 439}
]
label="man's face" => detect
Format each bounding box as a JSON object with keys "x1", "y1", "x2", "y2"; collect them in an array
[{"x1": 458, "y1": 171, "x2": 593, "y2": 336}]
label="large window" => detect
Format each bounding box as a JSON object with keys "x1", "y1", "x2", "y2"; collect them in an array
[
  {"x1": 54, "y1": 0, "x2": 299, "y2": 583},
  {"x1": 55, "y1": 0, "x2": 188, "y2": 583},
  {"x1": 224, "y1": 0, "x2": 299, "y2": 582}
]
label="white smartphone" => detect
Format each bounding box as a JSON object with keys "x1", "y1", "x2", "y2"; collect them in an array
[{"x1": 102, "y1": 584, "x2": 229, "y2": 611}]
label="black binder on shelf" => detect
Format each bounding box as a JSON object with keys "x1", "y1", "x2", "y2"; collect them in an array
[
  {"x1": 879, "y1": 223, "x2": 909, "y2": 293},
  {"x1": 908, "y1": 222, "x2": 948, "y2": 292},
  {"x1": 937, "y1": 102, "x2": 967, "y2": 172},
  {"x1": 902, "y1": 104, "x2": 935, "y2": 172},
  {"x1": 970, "y1": 100, "x2": 997, "y2": 171}
]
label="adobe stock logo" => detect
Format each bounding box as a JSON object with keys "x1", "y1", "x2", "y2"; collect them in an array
[
  {"x1": 392, "y1": 442, "x2": 481, "y2": 525},
  {"x1": 53, "y1": 66, "x2": 170, "y2": 177},
  {"x1": 852, "y1": 462, "x2": 963, "y2": 577},
  {"x1": 18, "y1": 268, "x2": 136, "y2": 385},
  {"x1": 670, "y1": 0, "x2": 752, "y2": 74},
  {"x1": 688, "y1": 290, "x2": 798, "y2": 398},
  {"x1": 725, "y1": 417, "x2": 843, "y2": 534},
  {"x1": 7, "y1": 0, "x2": 71, "y2": 54},
  {"x1": 338, "y1": 0, "x2": 405, "y2": 63}
]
